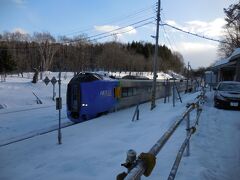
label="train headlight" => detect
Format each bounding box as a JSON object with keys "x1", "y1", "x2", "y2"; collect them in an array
[{"x1": 82, "y1": 103, "x2": 88, "y2": 107}]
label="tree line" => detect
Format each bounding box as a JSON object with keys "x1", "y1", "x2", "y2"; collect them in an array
[{"x1": 0, "y1": 31, "x2": 185, "y2": 77}]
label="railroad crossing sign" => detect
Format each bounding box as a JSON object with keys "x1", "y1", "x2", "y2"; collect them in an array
[
  {"x1": 51, "y1": 77, "x2": 57, "y2": 85},
  {"x1": 43, "y1": 76, "x2": 58, "y2": 100},
  {"x1": 43, "y1": 76, "x2": 50, "y2": 85}
]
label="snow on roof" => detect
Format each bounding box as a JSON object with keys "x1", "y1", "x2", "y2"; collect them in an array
[
  {"x1": 168, "y1": 70, "x2": 185, "y2": 79},
  {"x1": 229, "y1": 48, "x2": 240, "y2": 61},
  {"x1": 212, "y1": 47, "x2": 240, "y2": 67},
  {"x1": 212, "y1": 58, "x2": 229, "y2": 67}
]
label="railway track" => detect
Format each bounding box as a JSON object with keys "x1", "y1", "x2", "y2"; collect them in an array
[
  {"x1": 0, "y1": 119, "x2": 75, "y2": 148},
  {"x1": 0, "y1": 103, "x2": 66, "y2": 116}
]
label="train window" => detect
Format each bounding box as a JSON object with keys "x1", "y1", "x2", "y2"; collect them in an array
[
  {"x1": 147, "y1": 87, "x2": 151, "y2": 92},
  {"x1": 132, "y1": 88, "x2": 136, "y2": 95},
  {"x1": 156, "y1": 86, "x2": 161, "y2": 91},
  {"x1": 121, "y1": 87, "x2": 138, "y2": 98},
  {"x1": 122, "y1": 88, "x2": 128, "y2": 97},
  {"x1": 128, "y1": 88, "x2": 133, "y2": 96},
  {"x1": 93, "y1": 73, "x2": 104, "y2": 80}
]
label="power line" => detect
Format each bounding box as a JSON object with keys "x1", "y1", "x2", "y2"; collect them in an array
[
  {"x1": 92, "y1": 21, "x2": 154, "y2": 41},
  {"x1": 161, "y1": 12, "x2": 179, "y2": 51},
  {"x1": 161, "y1": 24, "x2": 174, "y2": 50},
  {"x1": 60, "y1": 4, "x2": 155, "y2": 37},
  {"x1": 0, "y1": 17, "x2": 154, "y2": 50},
  {"x1": 161, "y1": 23, "x2": 229, "y2": 44},
  {"x1": 77, "y1": 17, "x2": 154, "y2": 42},
  {"x1": 63, "y1": 11, "x2": 155, "y2": 37}
]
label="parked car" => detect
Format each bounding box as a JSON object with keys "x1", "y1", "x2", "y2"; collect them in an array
[{"x1": 213, "y1": 81, "x2": 240, "y2": 109}]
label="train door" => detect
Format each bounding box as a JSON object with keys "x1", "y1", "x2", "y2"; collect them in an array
[
  {"x1": 71, "y1": 84, "x2": 80, "y2": 112},
  {"x1": 67, "y1": 83, "x2": 81, "y2": 119}
]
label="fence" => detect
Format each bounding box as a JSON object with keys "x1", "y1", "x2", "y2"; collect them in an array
[{"x1": 117, "y1": 88, "x2": 205, "y2": 180}]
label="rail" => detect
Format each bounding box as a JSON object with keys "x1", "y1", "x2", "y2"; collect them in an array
[
  {"x1": 0, "y1": 117, "x2": 72, "y2": 147},
  {"x1": 167, "y1": 103, "x2": 202, "y2": 180},
  {"x1": 117, "y1": 88, "x2": 205, "y2": 180}
]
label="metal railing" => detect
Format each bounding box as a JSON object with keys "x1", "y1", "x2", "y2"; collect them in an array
[
  {"x1": 167, "y1": 102, "x2": 202, "y2": 180},
  {"x1": 117, "y1": 88, "x2": 205, "y2": 180}
]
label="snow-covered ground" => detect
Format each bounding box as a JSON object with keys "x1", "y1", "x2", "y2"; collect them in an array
[{"x1": 0, "y1": 74, "x2": 239, "y2": 180}]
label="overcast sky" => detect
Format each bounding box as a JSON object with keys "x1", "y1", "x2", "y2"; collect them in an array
[{"x1": 0, "y1": 0, "x2": 238, "y2": 69}]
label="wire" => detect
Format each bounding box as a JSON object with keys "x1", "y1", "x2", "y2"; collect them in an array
[
  {"x1": 161, "y1": 12, "x2": 179, "y2": 51},
  {"x1": 72, "y1": 17, "x2": 154, "y2": 42},
  {"x1": 0, "y1": 17, "x2": 155, "y2": 50},
  {"x1": 161, "y1": 24, "x2": 174, "y2": 50},
  {"x1": 92, "y1": 21, "x2": 154, "y2": 41},
  {"x1": 161, "y1": 23, "x2": 229, "y2": 44},
  {"x1": 60, "y1": 4, "x2": 155, "y2": 37}
]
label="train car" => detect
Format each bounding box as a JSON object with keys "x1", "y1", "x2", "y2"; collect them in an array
[
  {"x1": 67, "y1": 73, "x2": 198, "y2": 123},
  {"x1": 116, "y1": 79, "x2": 165, "y2": 109},
  {"x1": 67, "y1": 73, "x2": 120, "y2": 122},
  {"x1": 116, "y1": 79, "x2": 197, "y2": 109}
]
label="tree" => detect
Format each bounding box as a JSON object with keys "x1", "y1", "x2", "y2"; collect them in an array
[
  {"x1": 0, "y1": 30, "x2": 186, "y2": 75},
  {"x1": 33, "y1": 32, "x2": 59, "y2": 79},
  {"x1": 0, "y1": 48, "x2": 17, "y2": 73},
  {"x1": 219, "y1": 1, "x2": 240, "y2": 57}
]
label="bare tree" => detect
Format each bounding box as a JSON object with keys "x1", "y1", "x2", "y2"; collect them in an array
[
  {"x1": 218, "y1": 2, "x2": 240, "y2": 57},
  {"x1": 33, "y1": 32, "x2": 59, "y2": 79}
]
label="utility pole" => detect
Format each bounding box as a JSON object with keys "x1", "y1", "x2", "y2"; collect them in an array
[
  {"x1": 151, "y1": 0, "x2": 161, "y2": 110},
  {"x1": 56, "y1": 71, "x2": 62, "y2": 145}
]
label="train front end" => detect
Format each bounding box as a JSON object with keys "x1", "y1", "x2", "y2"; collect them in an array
[{"x1": 67, "y1": 73, "x2": 120, "y2": 123}]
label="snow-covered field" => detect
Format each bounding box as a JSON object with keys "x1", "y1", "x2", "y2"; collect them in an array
[{"x1": 0, "y1": 74, "x2": 239, "y2": 180}]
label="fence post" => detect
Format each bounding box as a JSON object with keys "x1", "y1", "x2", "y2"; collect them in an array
[
  {"x1": 136, "y1": 106, "x2": 139, "y2": 120},
  {"x1": 167, "y1": 79, "x2": 170, "y2": 102},
  {"x1": 174, "y1": 81, "x2": 182, "y2": 103},
  {"x1": 172, "y1": 81, "x2": 175, "y2": 107},
  {"x1": 196, "y1": 102, "x2": 200, "y2": 125},
  {"x1": 164, "y1": 79, "x2": 167, "y2": 103},
  {"x1": 52, "y1": 84, "x2": 56, "y2": 100},
  {"x1": 132, "y1": 104, "x2": 140, "y2": 122},
  {"x1": 185, "y1": 104, "x2": 190, "y2": 156}
]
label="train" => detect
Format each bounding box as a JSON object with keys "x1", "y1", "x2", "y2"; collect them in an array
[{"x1": 67, "y1": 72, "x2": 195, "y2": 123}]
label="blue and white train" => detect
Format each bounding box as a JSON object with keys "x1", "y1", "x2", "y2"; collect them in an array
[{"x1": 67, "y1": 72, "x2": 194, "y2": 123}]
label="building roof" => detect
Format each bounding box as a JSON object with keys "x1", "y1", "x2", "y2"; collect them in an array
[
  {"x1": 212, "y1": 48, "x2": 240, "y2": 68},
  {"x1": 229, "y1": 48, "x2": 240, "y2": 61}
]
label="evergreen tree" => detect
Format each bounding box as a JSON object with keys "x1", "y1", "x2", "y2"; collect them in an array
[{"x1": 0, "y1": 48, "x2": 17, "y2": 73}]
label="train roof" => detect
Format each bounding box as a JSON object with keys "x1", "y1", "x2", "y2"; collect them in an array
[
  {"x1": 121, "y1": 75, "x2": 149, "y2": 80},
  {"x1": 69, "y1": 72, "x2": 117, "y2": 83}
]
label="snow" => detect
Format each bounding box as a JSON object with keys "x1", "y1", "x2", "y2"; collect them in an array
[
  {"x1": 108, "y1": 71, "x2": 176, "y2": 80},
  {"x1": 0, "y1": 74, "x2": 240, "y2": 180},
  {"x1": 212, "y1": 47, "x2": 240, "y2": 67},
  {"x1": 212, "y1": 58, "x2": 229, "y2": 67},
  {"x1": 229, "y1": 48, "x2": 240, "y2": 61}
]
